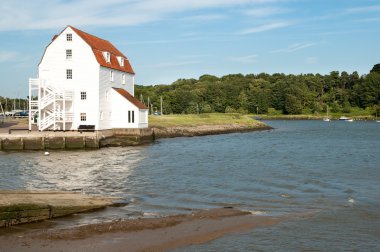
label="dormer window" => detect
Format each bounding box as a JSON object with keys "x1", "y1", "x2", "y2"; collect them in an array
[
  {"x1": 103, "y1": 51, "x2": 111, "y2": 63},
  {"x1": 66, "y1": 33, "x2": 72, "y2": 41},
  {"x1": 117, "y1": 56, "x2": 124, "y2": 67}
]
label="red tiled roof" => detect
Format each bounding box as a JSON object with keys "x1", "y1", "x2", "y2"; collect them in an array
[
  {"x1": 113, "y1": 88, "x2": 147, "y2": 109},
  {"x1": 69, "y1": 26, "x2": 135, "y2": 74}
]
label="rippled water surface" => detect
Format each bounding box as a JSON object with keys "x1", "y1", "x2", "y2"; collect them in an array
[{"x1": 1, "y1": 120, "x2": 380, "y2": 250}]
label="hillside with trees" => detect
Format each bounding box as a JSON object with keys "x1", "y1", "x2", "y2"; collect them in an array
[{"x1": 136, "y1": 64, "x2": 380, "y2": 116}]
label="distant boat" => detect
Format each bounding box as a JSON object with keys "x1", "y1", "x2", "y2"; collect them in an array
[
  {"x1": 339, "y1": 116, "x2": 353, "y2": 122},
  {"x1": 323, "y1": 106, "x2": 330, "y2": 121}
]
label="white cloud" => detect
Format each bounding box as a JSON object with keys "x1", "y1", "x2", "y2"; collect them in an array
[
  {"x1": 271, "y1": 42, "x2": 316, "y2": 53},
  {"x1": 346, "y1": 5, "x2": 380, "y2": 13},
  {"x1": 239, "y1": 21, "x2": 293, "y2": 34},
  {"x1": 228, "y1": 54, "x2": 258, "y2": 64},
  {"x1": 0, "y1": 0, "x2": 283, "y2": 31},
  {"x1": 354, "y1": 17, "x2": 380, "y2": 23},
  {"x1": 181, "y1": 14, "x2": 227, "y2": 22},
  {"x1": 0, "y1": 51, "x2": 19, "y2": 62},
  {"x1": 244, "y1": 7, "x2": 290, "y2": 17}
]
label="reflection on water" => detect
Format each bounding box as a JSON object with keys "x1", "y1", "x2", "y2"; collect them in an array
[
  {"x1": 1, "y1": 120, "x2": 380, "y2": 250},
  {"x1": 2, "y1": 147, "x2": 144, "y2": 197}
]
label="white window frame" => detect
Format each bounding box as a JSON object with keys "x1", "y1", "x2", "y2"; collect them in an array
[
  {"x1": 80, "y1": 113, "x2": 86, "y2": 121},
  {"x1": 110, "y1": 71, "x2": 114, "y2": 82},
  {"x1": 128, "y1": 110, "x2": 135, "y2": 123},
  {"x1": 122, "y1": 74, "x2": 125, "y2": 84},
  {"x1": 80, "y1": 91, "x2": 87, "y2": 100},
  {"x1": 66, "y1": 33, "x2": 72, "y2": 41},
  {"x1": 104, "y1": 51, "x2": 111, "y2": 63},
  {"x1": 66, "y1": 69, "x2": 72, "y2": 79},
  {"x1": 100, "y1": 111, "x2": 103, "y2": 120},
  {"x1": 106, "y1": 90, "x2": 109, "y2": 101},
  {"x1": 66, "y1": 49, "x2": 72, "y2": 60}
]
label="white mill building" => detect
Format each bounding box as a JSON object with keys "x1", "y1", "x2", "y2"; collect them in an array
[{"x1": 29, "y1": 25, "x2": 148, "y2": 131}]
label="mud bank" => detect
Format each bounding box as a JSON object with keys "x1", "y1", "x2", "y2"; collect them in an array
[
  {"x1": 0, "y1": 208, "x2": 287, "y2": 252},
  {"x1": 152, "y1": 124, "x2": 272, "y2": 139}
]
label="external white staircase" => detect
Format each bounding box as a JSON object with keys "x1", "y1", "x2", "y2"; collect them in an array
[{"x1": 29, "y1": 78, "x2": 74, "y2": 131}]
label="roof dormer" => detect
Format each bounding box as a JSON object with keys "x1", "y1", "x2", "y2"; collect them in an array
[
  {"x1": 103, "y1": 51, "x2": 111, "y2": 63},
  {"x1": 117, "y1": 56, "x2": 125, "y2": 67}
]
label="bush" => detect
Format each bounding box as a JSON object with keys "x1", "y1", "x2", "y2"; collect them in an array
[
  {"x1": 267, "y1": 108, "x2": 281, "y2": 115},
  {"x1": 225, "y1": 106, "x2": 237, "y2": 113}
]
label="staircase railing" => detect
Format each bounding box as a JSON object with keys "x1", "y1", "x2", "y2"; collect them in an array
[{"x1": 40, "y1": 113, "x2": 55, "y2": 131}]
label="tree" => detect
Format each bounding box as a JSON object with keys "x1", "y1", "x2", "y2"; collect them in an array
[
  {"x1": 370, "y1": 64, "x2": 380, "y2": 74},
  {"x1": 284, "y1": 94, "x2": 303, "y2": 114}
]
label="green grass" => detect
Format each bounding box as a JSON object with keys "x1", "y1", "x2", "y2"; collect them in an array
[{"x1": 149, "y1": 113, "x2": 264, "y2": 128}]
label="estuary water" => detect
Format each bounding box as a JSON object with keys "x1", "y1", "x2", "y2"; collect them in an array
[{"x1": 1, "y1": 120, "x2": 380, "y2": 250}]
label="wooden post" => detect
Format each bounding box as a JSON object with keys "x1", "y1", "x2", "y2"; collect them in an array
[
  {"x1": 147, "y1": 97, "x2": 150, "y2": 115},
  {"x1": 160, "y1": 96, "x2": 163, "y2": 115}
]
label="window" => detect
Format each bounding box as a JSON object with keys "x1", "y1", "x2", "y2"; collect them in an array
[
  {"x1": 66, "y1": 49, "x2": 72, "y2": 59},
  {"x1": 66, "y1": 69, "x2": 72, "y2": 79},
  {"x1": 128, "y1": 111, "x2": 135, "y2": 123},
  {"x1": 106, "y1": 90, "x2": 109, "y2": 101},
  {"x1": 66, "y1": 33, "x2": 72, "y2": 41},
  {"x1": 104, "y1": 51, "x2": 110, "y2": 63},
  {"x1": 100, "y1": 112, "x2": 103, "y2": 120},
  {"x1": 80, "y1": 113, "x2": 86, "y2": 121},
  {"x1": 120, "y1": 57, "x2": 124, "y2": 67},
  {"x1": 110, "y1": 71, "x2": 114, "y2": 82},
  {"x1": 122, "y1": 74, "x2": 125, "y2": 84},
  {"x1": 80, "y1": 91, "x2": 87, "y2": 100},
  {"x1": 109, "y1": 112, "x2": 112, "y2": 119}
]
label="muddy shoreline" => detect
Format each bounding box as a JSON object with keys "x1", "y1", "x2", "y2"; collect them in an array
[{"x1": 0, "y1": 208, "x2": 288, "y2": 252}]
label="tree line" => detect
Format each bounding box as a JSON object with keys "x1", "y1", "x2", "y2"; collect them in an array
[
  {"x1": 136, "y1": 64, "x2": 380, "y2": 115},
  {"x1": 0, "y1": 97, "x2": 28, "y2": 112}
]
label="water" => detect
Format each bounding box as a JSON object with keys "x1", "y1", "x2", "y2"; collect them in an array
[{"x1": 1, "y1": 120, "x2": 380, "y2": 250}]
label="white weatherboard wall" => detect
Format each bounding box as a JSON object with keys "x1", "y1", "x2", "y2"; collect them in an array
[
  {"x1": 98, "y1": 67, "x2": 135, "y2": 130},
  {"x1": 110, "y1": 89, "x2": 139, "y2": 128},
  {"x1": 38, "y1": 27, "x2": 100, "y2": 129}
]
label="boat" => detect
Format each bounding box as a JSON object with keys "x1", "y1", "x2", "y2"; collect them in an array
[
  {"x1": 339, "y1": 116, "x2": 353, "y2": 122},
  {"x1": 323, "y1": 106, "x2": 330, "y2": 121}
]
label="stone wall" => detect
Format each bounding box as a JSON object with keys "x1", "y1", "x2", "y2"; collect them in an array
[{"x1": 0, "y1": 128, "x2": 154, "y2": 151}]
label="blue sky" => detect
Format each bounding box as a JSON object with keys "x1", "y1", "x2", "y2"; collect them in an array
[{"x1": 0, "y1": 0, "x2": 379, "y2": 98}]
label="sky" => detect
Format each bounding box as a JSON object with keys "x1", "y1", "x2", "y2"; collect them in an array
[{"x1": 0, "y1": 0, "x2": 379, "y2": 98}]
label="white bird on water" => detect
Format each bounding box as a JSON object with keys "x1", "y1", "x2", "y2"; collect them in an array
[
  {"x1": 348, "y1": 197, "x2": 355, "y2": 204},
  {"x1": 44, "y1": 151, "x2": 50, "y2": 156}
]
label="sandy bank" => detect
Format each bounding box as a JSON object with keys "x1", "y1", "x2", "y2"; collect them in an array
[{"x1": 0, "y1": 208, "x2": 285, "y2": 252}]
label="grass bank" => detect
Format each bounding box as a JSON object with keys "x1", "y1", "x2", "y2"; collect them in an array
[
  {"x1": 148, "y1": 113, "x2": 271, "y2": 139},
  {"x1": 149, "y1": 113, "x2": 265, "y2": 128}
]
